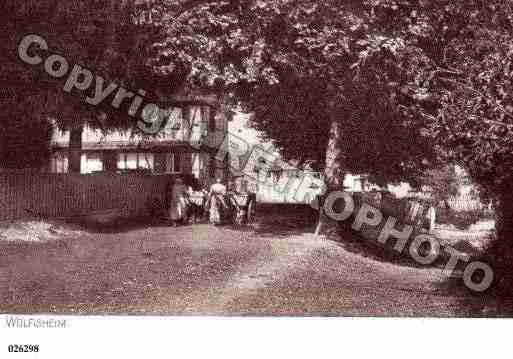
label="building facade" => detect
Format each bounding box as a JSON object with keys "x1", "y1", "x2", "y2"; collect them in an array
[{"x1": 48, "y1": 97, "x2": 230, "y2": 187}]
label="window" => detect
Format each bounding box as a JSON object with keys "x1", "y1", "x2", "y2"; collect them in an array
[
  {"x1": 160, "y1": 107, "x2": 183, "y2": 141},
  {"x1": 49, "y1": 153, "x2": 68, "y2": 173},
  {"x1": 191, "y1": 152, "x2": 201, "y2": 179},
  {"x1": 138, "y1": 153, "x2": 154, "y2": 170},
  {"x1": 118, "y1": 153, "x2": 136, "y2": 170},
  {"x1": 117, "y1": 153, "x2": 154, "y2": 171},
  {"x1": 165, "y1": 153, "x2": 182, "y2": 173},
  {"x1": 352, "y1": 175, "x2": 369, "y2": 192},
  {"x1": 81, "y1": 153, "x2": 104, "y2": 174}
]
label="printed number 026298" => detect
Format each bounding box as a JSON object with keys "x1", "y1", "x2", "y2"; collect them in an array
[{"x1": 7, "y1": 345, "x2": 39, "y2": 353}]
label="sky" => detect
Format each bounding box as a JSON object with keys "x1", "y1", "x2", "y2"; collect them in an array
[{"x1": 228, "y1": 112, "x2": 267, "y2": 147}]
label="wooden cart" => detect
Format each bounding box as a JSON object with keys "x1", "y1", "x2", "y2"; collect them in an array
[{"x1": 228, "y1": 192, "x2": 257, "y2": 225}]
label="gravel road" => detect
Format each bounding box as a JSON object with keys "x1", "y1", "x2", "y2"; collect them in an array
[{"x1": 0, "y1": 206, "x2": 506, "y2": 316}]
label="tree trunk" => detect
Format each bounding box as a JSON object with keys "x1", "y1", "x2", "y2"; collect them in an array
[
  {"x1": 489, "y1": 187, "x2": 513, "y2": 292},
  {"x1": 68, "y1": 123, "x2": 83, "y2": 173},
  {"x1": 314, "y1": 117, "x2": 345, "y2": 235},
  {"x1": 103, "y1": 151, "x2": 118, "y2": 172},
  {"x1": 323, "y1": 120, "x2": 345, "y2": 190}
]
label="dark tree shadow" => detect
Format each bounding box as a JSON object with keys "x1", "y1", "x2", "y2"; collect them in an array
[
  {"x1": 63, "y1": 215, "x2": 172, "y2": 234},
  {"x1": 249, "y1": 203, "x2": 318, "y2": 238},
  {"x1": 333, "y1": 222, "x2": 513, "y2": 316}
]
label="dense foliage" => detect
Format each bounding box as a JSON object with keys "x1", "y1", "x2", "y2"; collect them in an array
[
  {"x1": 1, "y1": 0, "x2": 185, "y2": 170},
  {"x1": 148, "y1": 0, "x2": 513, "y2": 288}
]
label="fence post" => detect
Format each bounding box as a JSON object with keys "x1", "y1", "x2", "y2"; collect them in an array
[{"x1": 314, "y1": 194, "x2": 324, "y2": 236}]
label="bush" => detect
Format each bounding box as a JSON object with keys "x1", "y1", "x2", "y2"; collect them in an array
[
  {"x1": 0, "y1": 115, "x2": 52, "y2": 169},
  {"x1": 436, "y1": 207, "x2": 494, "y2": 230}
]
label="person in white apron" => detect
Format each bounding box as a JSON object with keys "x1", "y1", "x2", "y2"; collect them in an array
[
  {"x1": 169, "y1": 177, "x2": 189, "y2": 226},
  {"x1": 208, "y1": 178, "x2": 228, "y2": 225}
]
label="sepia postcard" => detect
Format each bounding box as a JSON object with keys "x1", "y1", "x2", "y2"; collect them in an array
[{"x1": 1, "y1": 1, "x2": 512, "y2": 357}]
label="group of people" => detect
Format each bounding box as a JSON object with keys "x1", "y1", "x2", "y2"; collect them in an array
[{"x1": 166, "y1": 177, "x2": 234, "y2": 226}]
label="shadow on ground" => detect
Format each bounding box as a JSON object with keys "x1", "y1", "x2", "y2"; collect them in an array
[
  {"x1": 63, "y1": 216, "x2": 172, "y2": 234},
  {"x1": 250, "y1": 203, "x2": 318, "y2": 238}
]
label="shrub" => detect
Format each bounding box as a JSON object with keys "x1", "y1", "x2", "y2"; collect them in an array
[{"x1": 436, "y1": 207, "x2": 494, "y2": 230}]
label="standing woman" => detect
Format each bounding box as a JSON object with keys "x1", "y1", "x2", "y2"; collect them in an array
[
  {"x1": 169, "y1": 177, "x2": 188, "y2": 226},
  {"x1": 207, "y1": 178, "x2": 227, "y2": 225}
]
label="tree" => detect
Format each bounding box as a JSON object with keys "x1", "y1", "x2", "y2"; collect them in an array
[
  {"x1": 413, "y1": 166, "x2": 461, "y2": 208},
  {"x1": 0, "y1": 95, "x2": 52, "y2": 170},
  {"x1": 351, "y1": 0, "x2": 513, "y2": 290},
  {"x1": 149, "y1": 0, "x2": 435, "y2": 187},
  {"x1": 1, "y1": 0, "x2": 184, "y2": 171},
  {"x1": 150, "y1": 0, "x2": 513, "y2": 288}
]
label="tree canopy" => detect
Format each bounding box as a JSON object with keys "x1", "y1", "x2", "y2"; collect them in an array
[
  {"x1": 143, "y1": 0, "x2": 513, "y2": 287},
  {"x1": 147, "y1": 0, "x2": 513, "y2": 196},
  {"x1": 1, "y1": 0, "x2": 189, "y2": 169},
  {"x1": 5, "y1": 0, "x2": 513, "y2": 187}
]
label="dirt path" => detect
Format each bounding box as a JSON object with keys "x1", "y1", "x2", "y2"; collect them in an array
[
  {"x1": 0, "y1": 213, "x2": 502, "y2": 316},
  {"x1": 174, "y1": 226, "x2": 477, "y2": 316}
]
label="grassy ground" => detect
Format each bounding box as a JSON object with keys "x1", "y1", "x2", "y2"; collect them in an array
[{"x1": 0, "y1": 204, "x2": 510, "y2": 316}]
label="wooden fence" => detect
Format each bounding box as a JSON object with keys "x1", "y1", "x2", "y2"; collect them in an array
[
  {"x1": 359, "y1": 192, "x2": 492, "y2": 231},
  {"x1": 407, "y1": 192, "x2": 489, "y2": 212},
  {"x1": 446, "y1": 196, "x2": 488, "y2": 212},
  {"x1": 0, "y1": 172, "x2": 172, "y2": 221}
]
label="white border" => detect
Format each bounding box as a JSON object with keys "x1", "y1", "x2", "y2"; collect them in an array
[{"x1": 1, "y1": 315, "x2": 509, "y2": 359}]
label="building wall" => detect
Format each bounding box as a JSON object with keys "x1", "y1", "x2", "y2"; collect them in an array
[
  {"x1": 48, "y1": 150, "x2": 194, "y2": 175},
  {"x1": 47, "y1": 102, "x2": 230, "y2": 184}
]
